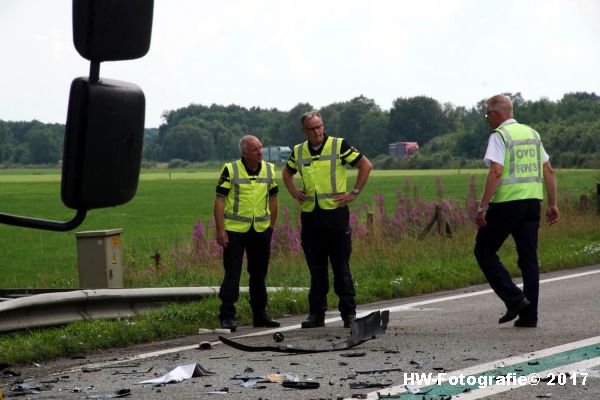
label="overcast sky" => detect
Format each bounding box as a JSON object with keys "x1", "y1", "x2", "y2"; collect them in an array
[{"x1": 1, "y1": 0, "x2": 599, "y2": 128}]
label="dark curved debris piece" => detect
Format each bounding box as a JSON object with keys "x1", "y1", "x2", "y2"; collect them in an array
[
  {"x1": 219, "y1": 310, "x2": 389, "y2": 353},
  {"x1": 282, "y1": 381, "x2": 320, "y2": 389}
]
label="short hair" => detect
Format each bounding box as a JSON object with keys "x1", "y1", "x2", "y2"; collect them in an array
[
  {"x1": 300, "y1": 110, "x2": 322, "y2": 127},
  {"x1": 239, "y1": 135, "x2": 259, "y2": 154},
  {"x1": 485, "y1": 95, "x2": 513, "y2": 116}
]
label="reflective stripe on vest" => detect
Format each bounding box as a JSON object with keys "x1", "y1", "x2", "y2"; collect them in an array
[
  {"x1": 492, "y1": 124, "x2": 544, "y2": 203},
  {"x1": 295, "y1": 137, "x2": 346, "y2": 211},
  {"x1": 224, "y1": 160, "x2": 272, "y2": 231}
]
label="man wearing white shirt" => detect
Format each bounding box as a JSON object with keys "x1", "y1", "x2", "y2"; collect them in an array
[{"x1": 474, "y1": 94, "x2": 559, "y2": 328}]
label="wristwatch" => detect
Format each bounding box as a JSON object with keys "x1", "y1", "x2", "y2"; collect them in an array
[
  {"x1": 477, "y1": 206, "x2": 488, "y2": 214},
  {"x1": 351, "y1": 188, "x2": 360, "y2": 196}
]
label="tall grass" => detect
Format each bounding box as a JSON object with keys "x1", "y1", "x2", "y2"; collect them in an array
[{"x1": 0, "y1": 168, "x2": 598, "y2": 288}]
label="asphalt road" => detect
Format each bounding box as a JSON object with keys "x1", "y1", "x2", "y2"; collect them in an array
[{"x1": 2, "y1": 265, "x2": 599, "y2": 400}]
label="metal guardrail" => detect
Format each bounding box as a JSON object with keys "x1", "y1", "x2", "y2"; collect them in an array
[{"x1": 0, "y1": 287, "x2": 307, "y2": 333}]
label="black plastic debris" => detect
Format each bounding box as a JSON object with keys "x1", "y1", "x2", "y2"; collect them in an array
[
  {"x1": 273, "y1": 332, "x2": 285, "y2": 342},
  {"x1": 85, "y1": 388, "x2": 132, "y2": 399},
  {"x1": 356, "y1": 367, "x2": 403, "y2": 375},
  {"x1": 231, "y1": 374, "x2": 265, "y2": 382},
  {"x1": 349, "y1": 380, "x2": 392, "y2": 389},
  {"x1": 219, "y1": 310, "x2": 389, "y2": 353},
  {"x1": 111, "y1": 367, "x2": 153, "y2": 376},
  {"x1": 9, "y1": 382, "x2": 50, "y2": 395},
  {"x1": 341, "y1": 351, "x2": 367, "y2": 357},
  {"x1": 281, "y1": 381, "x2": 320, "y2": 389},
  {"x1": 198, "y1": 341, "x2": 212, "y2": 350}
]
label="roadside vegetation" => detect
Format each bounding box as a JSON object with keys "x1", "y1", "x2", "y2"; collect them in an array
[{"x1": 0, "y1": 168, "x2": 599, "y2": 365}]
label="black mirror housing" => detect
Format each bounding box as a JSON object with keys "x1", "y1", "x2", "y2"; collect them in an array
[
  {"x1": 62, "y1": 77, "x2": 145, "y2": 210},
  {"x1": 73, "y1": 0, "x2": 154, "y2": 61}
]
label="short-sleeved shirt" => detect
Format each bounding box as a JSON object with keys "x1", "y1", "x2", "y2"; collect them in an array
[
  {"x1": 216, "y1": 159, "x2": 279, "y2": 197},
  {"x1": 285, "y1": 133, "x2": 364, "y2": 174},
  {"x1": 483, "y1": 119, "x2": 549, "y2": 167}
]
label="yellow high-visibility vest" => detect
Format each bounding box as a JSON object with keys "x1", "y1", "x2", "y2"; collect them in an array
[
  {"x1": 223, "y1": 159, "x2": 275, "y2": 232},
  {"x1": 492, "y1": 123, "x2": 544, "y2": 203},
  {"x1": 294, "y1": 136, "x2": 357, "y2": 212}
]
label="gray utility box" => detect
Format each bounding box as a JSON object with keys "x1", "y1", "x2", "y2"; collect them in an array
[{"x1": 76, "y1": 229, "x2": 124, "y2": 288}]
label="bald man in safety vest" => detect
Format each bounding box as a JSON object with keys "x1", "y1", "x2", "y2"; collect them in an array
[
  {"x1": 475, "y1": 94, "x2": 559, "y2": 328},
  {"x1": 214, "y1": 135, "x2": 280, "y2": 332}
]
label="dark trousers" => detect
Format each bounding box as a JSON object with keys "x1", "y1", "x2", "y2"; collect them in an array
[
  {"x1": 219, "y1": 227, "x2": 272, "y2": 321},
  {"x1": 474, "y1": 199, "x2": 541, "y2": 320},
  {"x1": 301, "y1": 206, "x2": 356, "y2": 318}
]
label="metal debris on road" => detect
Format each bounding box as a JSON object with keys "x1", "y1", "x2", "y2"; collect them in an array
[{"x1": 219, "y1": 310, "x2": 389, "y2": 353}]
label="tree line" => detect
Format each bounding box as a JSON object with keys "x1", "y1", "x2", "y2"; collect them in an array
[{"x1": 1, "y1": 92, "x2": 600, "y2": 168}]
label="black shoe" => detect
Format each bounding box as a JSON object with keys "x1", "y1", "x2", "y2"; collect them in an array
[
  {"x1": 498, "y1": 298, "x2": 530, "y2": 324},
  {"x1": 514, "y1": 318, "x2": 537, "y2": 328},
  {"x1": 342, "y1": 314, "x2": 356, "y2": 328},
  {"x1": 253, "y1": 315, "x2": 280, "y2": 328},
  {"x1": 220, "y1": 319, "x2": 237, "y2": 332},
  {"x1": 301, "y1": 314, "x2": 325, "y2": 329}
]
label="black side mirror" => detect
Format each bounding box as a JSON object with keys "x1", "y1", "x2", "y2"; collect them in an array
[
  {"x1": 0, "y1": 0, "x2": 153, "y2": 231},
  {"x1": 73, "y1": 0, "x2": 153, "y2": 62},
  {"x1": 61, "y1": 77, "x2": 145, "y2": 210}
]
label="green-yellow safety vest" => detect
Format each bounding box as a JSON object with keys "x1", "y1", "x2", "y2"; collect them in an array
[
  {"x1": 223, "y1": 159, "x2": 274, "y2": 232},
  {"x1": 294, "y1": 136, "x2": 350, "y2": 212},
  {"x1": 492, "y1": 123, "x2": 544, "y2": 203}
]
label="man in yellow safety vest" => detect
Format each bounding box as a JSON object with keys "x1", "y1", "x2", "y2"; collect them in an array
[
  {"x1": 475, "y1": 94, "x2": 559, "y2": 328},
  {"x1": 283, "y1": 111, "x2": 372, "y2": 329},
  {"x1": 214, "y1": 135, "x2": 280, "y2": 332}
]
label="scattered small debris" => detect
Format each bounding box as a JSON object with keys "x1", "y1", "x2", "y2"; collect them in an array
[
  {"x1": 198, "y1": 341, "x2": 212, "y2": 350},
  {"x1": 231, "y1": 375, "x2": 265, "y2": 382},
  {"x1": 349, "y1": 380, "x2": 392, "y2": 389},
  {"x1": 1, "y1": 370, "x2": 20, "y2": 377},
  {"x1": 85, "y1": 388, "x2": 132, "y2": 399},
  {"x1": 266, "y1": 374, "x2": 286, "y2": 383},
  {"x1": 138, "y1": 363, "x2": 214, "y2": 385},
  {"x1": 111, "y1": 367, "x2": 153, "y2": 376},
  {"x1": 241, "y1": 380, "x2": 257, "y2": 387},
  {"x1": 356, "y1": 367, "x2": 403, "y2": 375},
  {"x1": 206, "y1": 387, "x2": 229, "y2": 395}
]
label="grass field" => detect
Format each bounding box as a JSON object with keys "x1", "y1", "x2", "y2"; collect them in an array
[{"x1": 0, "y1": 167, "x2": 599, "y2": 288}]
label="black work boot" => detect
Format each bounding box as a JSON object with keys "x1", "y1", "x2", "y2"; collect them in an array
[
  {"x1": 342, "y1": 314, "x2": 356, "y2": 328},
  {"x1": 253, "y1": 314, "x2": 280, "y2": 328},
  {"x1": 220, "y1": 319, "x2": 237, "y2": 332},
  {"x1": 301, "y1": 314, "x2": 325, "y2": 328}
]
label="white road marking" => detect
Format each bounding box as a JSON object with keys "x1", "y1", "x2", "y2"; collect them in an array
[{"x1": 367, "y1": 336, "x2": 600, "y2": 399}]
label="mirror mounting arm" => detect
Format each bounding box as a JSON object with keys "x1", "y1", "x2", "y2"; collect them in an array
[
  {"x1": 0, "y1": 209, "x2": 87, "y2": 232},
  {"x1": 89, "y1": 61, "x2": 100, "y2": 83}
]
